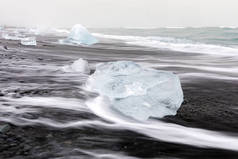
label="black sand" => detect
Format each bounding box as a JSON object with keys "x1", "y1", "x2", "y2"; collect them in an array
[{"x1": 1, "y1": 39, "x2": 238, "y2": 159}]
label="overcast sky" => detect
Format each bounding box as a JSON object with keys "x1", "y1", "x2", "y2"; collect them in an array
[{"x1": 0, "y1": 0, "x2": 238, "y2": 28}]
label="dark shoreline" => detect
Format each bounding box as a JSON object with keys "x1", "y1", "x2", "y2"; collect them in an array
[
  {"x1": 1, "y1": 39, "x2": 238, "y2": 158},
  {"x1": 1, "y1": 123, "x2": 238, "y2": 159},
  {"x1": 165, "y1": 79, "x2": 238, "y2": 133}
]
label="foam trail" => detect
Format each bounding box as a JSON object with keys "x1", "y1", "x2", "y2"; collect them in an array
[
  {"x1": 0, "y1": 103, "x2": 36, "y2": 114},
  {"x1": 0, "y1": 117, "x2": 117, "y2": 129},
  {"x1": 4, "y1": 97, "x2": 88, "y2": 112},
  {"x1": 179, "y1": 73, "x2": 238, "y2": 81},
  {"x1": 86, "y1": 96, "x2": 238, "y2": 151},
  {"x1": 93, "y1": 33, "x2": 238, "y2": 56},
  {"x1": 0, "y1": 96, "x2": 90, "y2": 126},
  {"x1": 153, "y1": 64, "x2": 238, "y2": 74},
  {"x1": 0, "y1": 96, "x2": 120, "y2": 128},
  {"x1": 27, "y1": 27, "x2": 70, "y2": 35},
  {"x1": 75, "y1": 149, "x2": 141, "y2": 159},
  {"x1": 53, "y1": 148, "x2": 140, "y2": 159}
]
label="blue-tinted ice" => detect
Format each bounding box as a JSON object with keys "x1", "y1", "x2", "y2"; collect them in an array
[
  {"x1": 59, "y1": 24, "x2": 98, "y2": 46},
  {"x1": 87, "y1": 61, "x2": 184, "y2": 120},
  {"x1": 21, "y1": 37, "x2": 37, "y2": 46}
]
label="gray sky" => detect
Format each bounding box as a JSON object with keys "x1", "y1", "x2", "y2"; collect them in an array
[{"x1": 0, "y1": 0, "x2": 238, "y2": 28}]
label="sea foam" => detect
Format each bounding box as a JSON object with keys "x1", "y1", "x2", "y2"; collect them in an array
[{"x1": 94, "y1": 33, "x2": 238, "y2": 56}]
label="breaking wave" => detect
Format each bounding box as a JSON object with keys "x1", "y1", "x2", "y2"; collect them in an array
[{"x1": 94, "y1": 33, "x2": 238, "y2": 56}]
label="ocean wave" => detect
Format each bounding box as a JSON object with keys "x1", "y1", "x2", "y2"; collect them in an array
[
  {"x1": 219, "y1": 26, "x2": 238, "y2": 29},
  {"x1": 93, "y1": 33, "x2": 238, "y2": 56}
]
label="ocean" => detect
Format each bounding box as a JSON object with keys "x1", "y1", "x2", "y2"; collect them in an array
[
  {"x1": 0, "y1": 26, "x2": 238, "y2": 159},
  {"x1": 92, "y1": 27, "x2": 238, "y2": 55}
]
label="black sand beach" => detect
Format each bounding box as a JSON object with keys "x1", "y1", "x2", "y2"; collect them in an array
[{"x1": 1, "y1": 37, "x2": 238, "y2": 159}]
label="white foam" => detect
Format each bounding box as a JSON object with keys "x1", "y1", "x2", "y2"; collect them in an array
[
  {"x1": 75, "y1": 149, "x2": 139, "y2": 159},
  {"x1": 61, "y1": 58, "x2": 90, "y2": 74},
  {"x1": 3, "y1": 94, "x2": 238, "y2": 151},
  {"x1": 165, "y1": 26, "x2": 186, "y2": 29},
  {"x1": 94, "y1": 33, "x2": 238, "y2": 56},
  {"x1": 27, "y1": 27, "x2": 70, "y2": 35},
  {"x1": 153, "y1": 63, "x2": 238, "y2": 74},
  {"x1": 3, "y1": 96, "x2": 88, "y2": 112},
  {"x1": 52, "y1": 28, "x2": 70, "y2": 34},
  {"x1": 219, "y1": 26, "x2": 238, "y2": 29},
  {"x1": 179, "y1": 73, "x2": 238, "y2": 81},
  {"x1": 86, "y1": 96, "x2": 238, "y2": 151},
  {"x1": 2, "y1": 33, "x2": 25, "y2": 41}
]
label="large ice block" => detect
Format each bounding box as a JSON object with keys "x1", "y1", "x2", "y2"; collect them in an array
[
  {"x1": 86, "y1": 61, "x2": 184, "y2": 120},
  {"x1": 59, "y1": 24, "x2": 98, "y2": 45}
]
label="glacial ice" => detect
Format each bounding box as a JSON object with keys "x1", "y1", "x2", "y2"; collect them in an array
[
  {"x1": 20, "y1": 37, "x2": 37, "y2": 46},
  {"x1": 61, "y1": 58, "x2": 90, "y2": 74},
  {"x1": 87, "y1": 61, "x2": 183, "y2": 120},
  {"x1": 59, "y1": 24, "x2": 98, "y2": 45}
]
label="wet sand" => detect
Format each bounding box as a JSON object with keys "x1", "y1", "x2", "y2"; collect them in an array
[{"x1": 1, "y1": 38, "x2": 238, "y2": 158}]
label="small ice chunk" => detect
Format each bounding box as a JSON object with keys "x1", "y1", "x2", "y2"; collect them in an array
[
  {"x1": 61, "y1": 58, "x2": 90, "y2": 74},
  {"x1": 59, "y1": 24, "x2": 98, "y2": 45},
  {"x1": 20, "y1": 37, "x2": 37, "y2": 46},
  {"x1": 86, "y1": 61, "x2": 184, "y2": 120}
]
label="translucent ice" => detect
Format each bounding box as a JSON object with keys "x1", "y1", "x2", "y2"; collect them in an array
[
  {"x1": 59, "y1": 24, "x2": 98, "y2": 45},
  {"x1": 61, "y1": 58, "x2": 90, "y2": 74},
  {"x1": 20, "y1": 37, "x2": 37, "y2": 46},
  {"x1": 87, "y1": 61, "x2": 183, "y2": 120}
]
